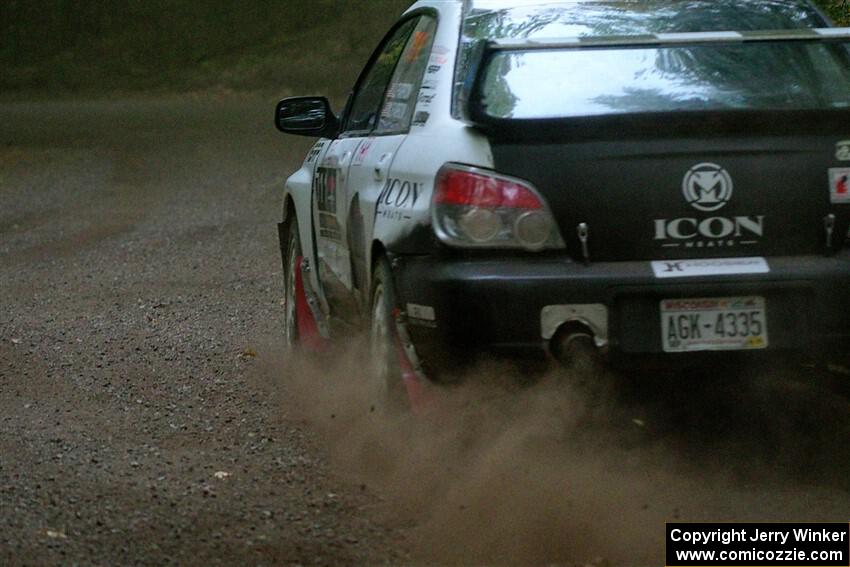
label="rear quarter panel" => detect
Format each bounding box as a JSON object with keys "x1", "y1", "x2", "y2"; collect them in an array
[{"x1": 372, "y1": 0, "x2": 493, "y2": 263}]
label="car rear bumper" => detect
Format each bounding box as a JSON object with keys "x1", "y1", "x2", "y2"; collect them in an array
[{"x1": 392, "y1": 252, "x2": 850, "y2": 370}]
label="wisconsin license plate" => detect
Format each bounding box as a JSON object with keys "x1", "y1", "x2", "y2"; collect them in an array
[{"x1": 661, "y1": 296, "x2": 768, "y2": 353}]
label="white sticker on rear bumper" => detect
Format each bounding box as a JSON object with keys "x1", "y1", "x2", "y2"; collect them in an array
[
  {"x1": 406, "y1": 304, "x2": 436, "y2": 322},
  {"x1": 652, "y1": 257, "x2": 769, "y2": 278}
]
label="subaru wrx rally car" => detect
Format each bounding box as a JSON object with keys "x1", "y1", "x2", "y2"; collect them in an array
[{"x1": 276, "y1": 0, "x2": 850, "y2": 407}]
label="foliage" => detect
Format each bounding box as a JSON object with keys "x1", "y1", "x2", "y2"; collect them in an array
[
  {"x1": 0, "y1": 0, "x2": 411, "y2": 95},
  {"x1": 818, "y1": 0, "x2": 850, "y2": 24},
  {"x1": 0, "y1": 0, "x2": 846, "y2": 95}
]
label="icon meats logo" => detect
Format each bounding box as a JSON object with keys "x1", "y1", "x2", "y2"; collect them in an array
[
  {"x1": 377, "y1": 178, "x2": 422, "y2": 221},
  {"x1": 683, "y1": 163, "x2": 733, "y2": 212},
  {"x1": 655, "y1": 163, "x2": 764, "y2": 249}
]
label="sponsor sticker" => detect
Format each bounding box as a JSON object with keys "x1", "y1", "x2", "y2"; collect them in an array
[
  {"x1": 305, "y1": 141, "x2": 325, "y2": 164},
  {"x1": 652, "y1": 257, "x2": 769, "y2": 278},
  {"x1": 352, "y1": 138, "x2": 373, "y2": 167},
  {"x1": 417, "y1": 92, "x2": 436, "y2": 106},
  {"x1": 412, "y1": 111, "x2": 430, "y2": 127},
  {"x1": 682, "y1": 163, "x2": 733, "y2": 212},
  {"x1": 655, "y1": 165, "x2": 762, "y2": 250},
  {"x1": 829, "y1": 167, "x2": 850, "y2": 204},
  {"x1": 406, "y1": 303, "x2": 436, "y2": 322},
  {"x1": 385, "y1": 82, "x2": 413, "y2": 101},
  {"x1": 381, "y1": 101, "x2": 408, "y2": 121},
  {"x1": 405, "y1": 30, "x2": 431, "y2": 63},
  {"x1": 836, "y1": 140, "x2": 850, "y2": 161},
  {"x1": 377, "y1": 178, "x2": 422, "y2": 221},
  {"x1": 653, "y1": 216, "x2": 764, "y2": 249}
]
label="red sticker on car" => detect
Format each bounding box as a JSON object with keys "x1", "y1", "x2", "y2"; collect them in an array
[
  {"x1": 405, "y1": 31, "x2": 431, "y2": 64},
  {"x1": 830, "y1": 168, "x2": 850, "y2": 204}
]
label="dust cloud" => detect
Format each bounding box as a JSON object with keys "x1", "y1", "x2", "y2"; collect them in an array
[{"x1": 256, "y1": 338, "x2": 850, "y2": 566}]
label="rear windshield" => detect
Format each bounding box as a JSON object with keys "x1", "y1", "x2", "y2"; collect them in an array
[
  {"x1": 479, "y1": 42, "x2": 850, "y2": 119},
  {"x1": 456, "y1": 0, "x2": 850, "y2": 118}
]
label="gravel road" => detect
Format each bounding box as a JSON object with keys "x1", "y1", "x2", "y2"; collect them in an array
[
  {"x1": 1, "y1": 95, "x2": 849, "y2": 567},
  {"x1": 0, "y1": 95, "x2": 407, "y2": 566}
]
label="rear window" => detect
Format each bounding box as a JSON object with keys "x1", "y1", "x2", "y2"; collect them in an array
[
  {"x1": 463, "y1": 0, "x2": 826, "y2": 39},
  {"x1": 455, "y1": 0, "x2": 843, "y2": 118},
  {"x1": 478, "y1": 42, "x2": 850, "y2": 119}
]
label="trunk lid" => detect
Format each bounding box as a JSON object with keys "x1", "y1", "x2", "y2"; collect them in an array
[{"x1": 488, "y1": 111, "x2": 850, "y2": 261}]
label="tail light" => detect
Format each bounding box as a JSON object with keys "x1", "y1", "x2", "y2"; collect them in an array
[{"x1": 432, "y1": 164, "x2": 565, "y2": 251}]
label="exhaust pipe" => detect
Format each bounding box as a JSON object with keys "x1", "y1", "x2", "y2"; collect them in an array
[{"x1": 550, "y1": 323, "x2": 602, "y2": 373}]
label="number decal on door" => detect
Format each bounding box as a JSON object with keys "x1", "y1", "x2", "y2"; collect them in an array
[{"x1": 314, "y1": 166, "x2": 341, "y2": 241}]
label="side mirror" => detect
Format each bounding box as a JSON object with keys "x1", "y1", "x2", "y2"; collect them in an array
[{"x1": 275, "y1": 96, "x2": 339, "y2": 138}]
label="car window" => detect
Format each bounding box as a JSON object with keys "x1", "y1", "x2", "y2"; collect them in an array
[
  {"x1": 454, "y1": 0, "x2": 829, "y2": 117},
  {"x1": 344, "y1": 18, "x2": 419, "y2": 135},
  {"x1": 477, "y1": 42, "x2": 850, "y2": 119},
  {"x1": 375, "y1": 15, "x2": 437, "y2": 134}
]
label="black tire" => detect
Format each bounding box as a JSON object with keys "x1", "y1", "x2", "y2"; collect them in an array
[
  {"x1": 282, "y1": 215, "x2": 302, "y2": 350},
  {"x1": 369, "y1": 256, "x2": 407, "y2": 411}
]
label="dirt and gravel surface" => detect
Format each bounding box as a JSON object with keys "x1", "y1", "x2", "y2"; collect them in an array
[
  {"x1": 0, "y1": 95, "x2": 409, "y2": 566},
  {"x1": 1, "y1": 94, "x2": 849, "y2": 567}
]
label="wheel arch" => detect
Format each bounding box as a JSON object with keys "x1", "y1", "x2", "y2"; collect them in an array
[
  {"x1": 370, "y1": 239, "x2": 389, "y2": 288},
  {"x1": 281, "y1": 178, "x2": 324, "y2": 309},
  {"x1": 347, "y1": 194, "x2": 369, "y2": 295}
]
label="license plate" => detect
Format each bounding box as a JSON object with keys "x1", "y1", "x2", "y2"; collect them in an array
[{"x1": 661, "y1": 296, "x2": 768, "y2": 353}]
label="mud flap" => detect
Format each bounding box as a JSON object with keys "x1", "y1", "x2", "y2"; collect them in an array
[
  {"x1": 392, "y1": 308, "x2": 431, "y2": 414},
  {"x1": 294, "y1": 256, "x2": 329, "y2": 353}
]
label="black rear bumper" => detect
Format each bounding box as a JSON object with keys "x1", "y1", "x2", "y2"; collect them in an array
[{"x1": 392, "y1": 252, "x2": 850, "y2": 370}]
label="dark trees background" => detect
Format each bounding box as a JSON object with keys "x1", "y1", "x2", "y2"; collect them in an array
[
  {"x1": 0, "y1": 0, "x2": 411, "y2": 94},
  {"x1": 0, "y1": 0, "x2": 845, "y2": 95}
]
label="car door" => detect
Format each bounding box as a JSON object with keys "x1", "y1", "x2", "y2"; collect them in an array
[
  {"x1": 314, "y1": 13, "x2": 437, "y2": 319},
  {"x1": 346, "y1": 15, "x2": 438, "y2": 301}
]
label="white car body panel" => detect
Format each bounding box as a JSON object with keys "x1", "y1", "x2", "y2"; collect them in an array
[{"x1": 281, "y1": 0, "x2": 493, "y2": 314}]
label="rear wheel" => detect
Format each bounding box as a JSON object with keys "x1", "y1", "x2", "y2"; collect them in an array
[
  {"x1": 282, "y1": 216, "x2": 301, "y2": 350},
  {"x1": 369, "y1": 256, "x2": 407, "y2": 411}
]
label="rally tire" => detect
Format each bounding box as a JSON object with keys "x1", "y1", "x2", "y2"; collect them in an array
[
  {"x1": 283, "y1": 216, "x2": 301, "y2": 350},
  {"x1": 369, "y1": 256, "x2": 407, "y2": 412}
]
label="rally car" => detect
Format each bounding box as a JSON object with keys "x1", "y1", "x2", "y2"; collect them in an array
[{"x1": 275, "y1": 0, "x2": 850, "y2": 408}]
